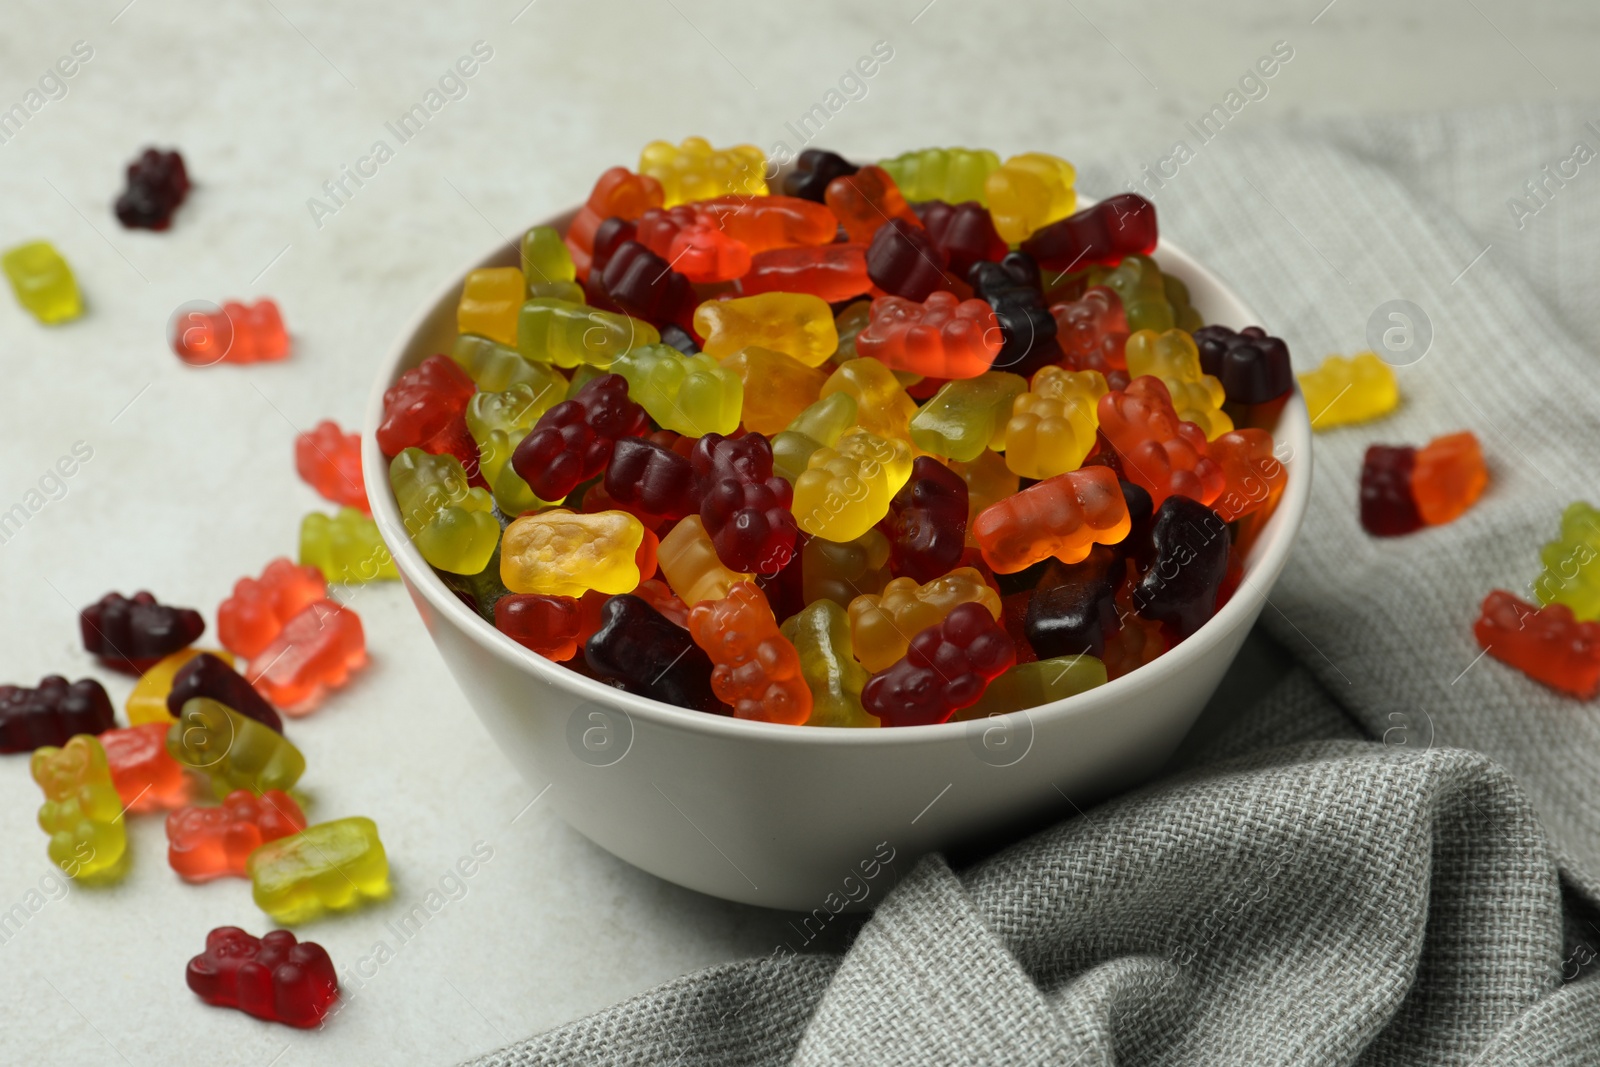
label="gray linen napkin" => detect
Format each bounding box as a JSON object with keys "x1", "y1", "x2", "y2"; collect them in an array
[{"x1": 465, "y1": 103, "x2": 1600, "y2": 1065}]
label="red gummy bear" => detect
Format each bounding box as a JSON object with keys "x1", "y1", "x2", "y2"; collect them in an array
[
  {"x1": 861, "y1": 601, "x2": 1017, "y2": 727},
  {"x1": 825, "y1": 165, "x2": 919, "y2": 244},
  {"x1": 102, "y1": 722, "x2": 190, "y2": 812},
  {"x1": 636, "y1": 204, "x2": 752, "y2": 284},
  {"x1": 80, "y1": 591, "x2": 205, "y2": 674},
  {"x1": 1052, "y1": 286, "x2": 1129, "y2": 375},
  {"x1": 1097, "y1": 377, "x2": 1224, "y2": 508},
  {"x1": 739, "y1": 244, "x2": 871, "y2": 303},
  {"x1": 218, "y1": 558, "x2": 328, "y2": 660},
  {"x1": 376, "y1": 355, "x2": 482, "y2": 483},
  {"x1": 687, "y1": 582, "x2": 811, "y2": 725},
  {"x1": 167, "y1": 790, "x2": 306, "y2": 882},
  {"x1": 495, "y1": 593, "x2": 583, "y2": 661},
  {"x1": 246, "y1": 599, "x2": 366, "y2": 715},
  {"x1": 512, "y1": 374, "x2": 650, "y2": 503},
  {"x1": 186, "y1": 926, "x2": 338, "y2": 1029},
  {"x1": 635, "y1": 578, "x2": 690, "y2": 628},
  {"x1": 854, "y1": 291, "x2": 1002, "y2": 380},
  {"x1": 295, "y1": 420, "x2": 368, "y2": 514},
  {"x1": 1474, "y1": 589, "x2": 1600, "y2": 699},
  {"x1": 172, "y1": 300, "x2": 289, "y2": 366}
]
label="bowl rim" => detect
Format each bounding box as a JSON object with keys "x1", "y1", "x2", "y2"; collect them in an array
[{"x1": 364, "y1": 207, "x2": 1313, "y2": 748}]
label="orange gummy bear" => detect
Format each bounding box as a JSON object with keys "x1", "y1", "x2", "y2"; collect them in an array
[
  {"x1": 687, "y1": 582, "x2": 811, "y2": 725},
  {"x1": 1097, "y1": 376, "x2": 1224, "y2": 508},
  {"x1": 972, "y1": 465, "x2": 1131, "y2": 573},
  {"x1": 1209, "y1": 428, "x2": 1287, "y2": 523},
  {"x1": 1413, "y1": 431, "x2": 1487, "y2": 526}
]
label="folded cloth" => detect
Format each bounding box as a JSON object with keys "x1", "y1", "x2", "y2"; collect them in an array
[{"x1": 466, "y1": 103, "x2": 1600, "y2": 1065}]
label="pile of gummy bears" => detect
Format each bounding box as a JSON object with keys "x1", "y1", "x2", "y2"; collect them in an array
[{"x1": 380, "y1": 139, "x2": 1302, "y2": 730}]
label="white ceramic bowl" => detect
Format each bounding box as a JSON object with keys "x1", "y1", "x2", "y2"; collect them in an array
[{"x1": 365, "y1": 211, "x2": 1312, "y2": 911}]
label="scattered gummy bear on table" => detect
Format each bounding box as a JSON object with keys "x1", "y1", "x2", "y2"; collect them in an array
[{"x1": 374, "y1": 138, "x2": 1323, "y2": 728}]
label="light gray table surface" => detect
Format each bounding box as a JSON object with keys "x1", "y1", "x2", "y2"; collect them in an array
[{"x1": 2, "y1": 2, "x2": 1597, "y2": 1062}]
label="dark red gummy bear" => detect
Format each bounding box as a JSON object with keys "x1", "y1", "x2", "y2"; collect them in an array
[
  {"x1": 80, "y1": 591, "x2": 204, "y2": 673},
  {"x1": 917, "y1": 201, "x2": 1008, "y2": 278},
  {"x1": 865, "y1": 218, "x2": 954, "y2": 303},
  {"x1": 1025, "y1": 545, "x2": 1126, "y2": 660},
  {"x1": 597, "y1": 241, "x2": 697, "y2": 330},
  {"x1": 887, "y1": 456, "x2": 969, "y2": 584},
  {"x1": 1360, "y1": 445, "x2": 1423, "y2": 537},
  {"x1": 512, "y1": 373, "x2": 648, "y2": 503},
  {"x1": 0, "y1": 676, "x2": 114, "y2": 754},
  {"x1": 783, "y1": 148, "x2": 858, "y2": 203},
  {"x1": 376, "y1": 355, "x2": 483, "y2": 483},
  {"x1": 585, "y1": 595, "x2": 722, "y2": 712},
  {"x1": 167, "y1": 653, "x2": 283, "y2": 734},
  {"x1": 114, "y1": 148, "x2": 190, "y2": 230},
  {"x1": 186, "y1": 927, "x2": 338, "y2": 1029},
  {"x1": 605, "y1": 437, "x2": 699, "y2": 522},
  {"x1": 1193, "y1": 324, "x2": 1294, "y2": 428},
  {"x1": 691, "y1": 433, "x2": 798, "y2": 576},
  {"x1": 1021, "y1": 193, "x2": 1158, "y2": 271},
  {"x1": 862, "y1": 601, "x2": 1016, "y2": 727},
  {"x1": 1131, "y1": 495, "x2": 1231, "y2": 640}
]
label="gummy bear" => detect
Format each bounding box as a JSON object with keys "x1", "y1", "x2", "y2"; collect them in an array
[
  {"x1": 1052, "y1": 285, "x2": 1129, "y2": 377},
  {"x1": 1003, "y1": 367, "x2": 1109, "y2": 480},
  {"x1": 172, "y1": 300, "x2": 290, "y2": 366},
  {"x1": 126, "y1": 648, "x2": 236, "y2": 725},
  {"x1": 918, "y1": 200, "x2": 1008, "y2": 278},
  {"x1": 389, "y1": 448, "x2": 501, "y2": 575},
  {"x1": 692, "y1": 433, "x2": 799, "y2": 575},
  {"x1": 721, "y1": 346, "x2": 828, "y2": 435},
  {"x1": 694, "y1": 292, "x2": 838, "y2": 366},
  {"x1": 985, "y1": 152, "x2": 1078, "y2": 244},
  {"x1": 639, "y1": 137, "x2": 768, "y2": 206},
  {"x1": 457, "y1": 267, "x2": 524, "y2": 346},
  {"x1": 32, "y1": 735, "x2": 127, "y2": 882},
  {"x1": 773, "y1": 391, "x2": 858, "y2": 483},
  {"x1": 740, "y1": 244, "x2": 872, "y2": 304},
  {"x1": 879, "y1": 146, "x2": 1000, "y2": 205},
  {"x1": 1298, "y1": 353, "x2": 1399, "y2": 429},
  {"x1": 168, "y1": 790, "x2": 306, "y2": 883},
  {"x1": 1192, "y1": 324, "x2": 1294, "y2": 417},
  {"x1": 887, "y1": 456, "x2": 969, "y2": 584},
  {"x1": 511, "y1": 373, "x2": 650, "y2": 502},
  {"x1": 168, "y1": 698, "x2": 305, "y2": 800},
  {"x1": 793, "y1": 429, "x2": 914, "y2": 542},
  {"x1": 819, "y1": 358, "x2": 919, "y2": 443},
  {"x1": 802, "y1": 528, "x2": 893, "y2": 608},
  {"x1": 697, "y1": 194, "x2": 836, "y2": 252},
  {"x1": 521, "y1": 224, "x2": 580, "y2": 296},
  {"x1": 1131, "y1": 496, "x2": 1231, "y2": 639},
  {"x1": 80, "y1": 590, "x2": 205, "y2": 674},
  {"x1": 300, "y1": 508, "x2": 397, "y2": 584},
  {"x1": 375, "y1": 355, "x2": 477, "y2": 468},
  {"x1": 466, "y1": 379, "x2": 565, "y2": 516},
  {"x1": 865, "y1": 218, "x2": 957, "y2": 303},
  {"x1": 660, "y1": 214, "x2": 753, "y2": 284},
  {"x1": 1359, "y1": 445, "x2": 1422, "y2": 537},
  {"x1": 246, "y1": 600, "x2": 367, "y2": 715},
  {"x1": 501, "y1": 509, "x2": 648, "y2": 597},
  {"x1": 1124, "y1": 329, "x2": 1232, "y2": 440},
  {"x1": 295, "y1": 421, "x2": 367, "y2": 514},
  {"x1": 565, "y1": 167, "x2": 664, "y2": 281},
  {"x1": 248, "y1": 817, "x2": 391, "y2": 924},
  {"x1": 1209, "y1": 429, "x2": 1287, "y2": 524},
  {"x1": 969, "y1": 252, "x2": 1062, "y2": 379},
  {"x1": 1413, "y1": 431, "x2": 1487, "y2": 526},
  {"x1": 114, "y1": 148, "x2": 189, "y2": 229},
  {"x1": 848, "y1": 567, "x2": 1002, "y2": 674},
  {"x1": 1097, "y1": 376, "x2": 1225, "y2": 508},
  {"x1": 516, "y1": 297, "x2": 660, "y2": 370},
  {"x1": 956, "y1": 654, "x2": 1107, "y2": 719},
  {"x1": 2, "y1": 240, "x2": 83, "y2": 324},
  {"x1": 101, "y1": 722, "x2": 190, "y2": 813},
  {"x1": 597, "y1": 241, "x2": 699, "y2": 331},
  {"x1": 688, "y1": 582, "x2": 811, "y2": 724},
  {"x1": 854, "y1": 291, "x2": 1002, "y2": 380},
  {"x1": 634, "y1": 577, "x2": 691, "y2": 628},
  {"x1": 973, "y1": 465, "x2": 1131, "y2": 573},
  {"x1": 784, "y1": 148, "x2": 858, "y2": 202},
  {"x1": 1533, "y1": 502, "x2": 1600, "y2": 619},
  {"x1": 910, "y1": 372, "x2": 1027, "y2": 463},
  {"x1": 780, "y1": 600, "x2": 876, "y2": 728},
  {"x1": 585, "y1": 594, "x2": 721, "y2": 711},
  {"x1": 612, "y1": 343, "x2": 743, "y2": 436},
  {"x1": 494, "y1": 594, "x2": 585, "y2": 661},
  {"x1": 605, "y1": 437, "x2": 699, "y2": 523},
  {"x1": 825, "y1": 164, "x2": 920, "y2": 243},
  {"x1": 0, "y1": 676, "x2": 114, "y2": 753},
  {"x1": 186, "y1": 926, "x2": 338, "y2": 1029},
  {"x1": 1021, "y1": 193, "x2": 1158, "y2": 271},
  {"x1": 658, "y1": 515, "x2": 753, "y2": 607},
  {"x1": 167, "y1": 652, "x2": 284, "y2": 734},
  {"x1": 1025, "y1": 546, "x2": 1126, "y2": 660},
  {"x1": 1474, "y1": 589, "x2": 1600, "y2": 699},
  {"x1": 861, "y1": 601, "x2": 1016, "y2": 727}
]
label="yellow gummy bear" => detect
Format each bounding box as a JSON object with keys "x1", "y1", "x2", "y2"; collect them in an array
[
  {"x1": 639, "y1": 136, "x2": 769, "y2": 207},
  {"x1": 501, "y1": 509, "x2": 645, "y2": 598},
  {"x1": 457, "y1": 268, "x2": 525, "y2": 347},
  {"x1": 984, "y1": 152, "x2": 1077, "y2": 245},
  {"x1": 847, "y1": 567, "x2": 1003, "y2": 674},
  {"x1": 820, "y1": 358, "x2": 919, "y2": 444},
  {"x1": 1003, "y1": 368, "x2": 1107, "y2": 480},
  {"x1": 780, "y1": 601, "x2": 877, "y2": 728},
  {"x1": 1298, "y1": 352, "x2": 1399, "y2": 430},
  {"x1": 793, "y1": 429, "x2": 913, "y2": 543},
  {"x1": 249, "y1": 817, "x2": 390, "y2": 925},
  {"x1": 694, "y1": 292, "x2": 838, "y2": 366},
  {"x1": 389, "y1": 448, "x2": 501, "y2": 575},
  {"x1": 126, "y1": 647, "x2": 236, "y2": 725},
  {"x1": 721, "y1": 346, "x2": 828, "y2": 435},
  {"x1": 658, "y1": 515, "x2": 752, "y2": 607},
  {"x1": 32, "y1": 736, "x2": 127, "y2": 883},
  {"x1": 1125, "y1": 329, "x2": 1232, "y2": 440},
  {"x1": 3, "y1": 240, "x2": 82, "y2": 325},
  {"x1": 518, "y1": 297, "x2": 659, "y2": 369}
]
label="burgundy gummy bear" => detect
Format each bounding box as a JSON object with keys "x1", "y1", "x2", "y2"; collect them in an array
[
  {"x1": 80, "y1": 591, "x2": 205, "y2": 673},
  {"x1": 865, "y1": 218, "x2": 953, "y2": 303},
  {"x1": 0, "y1": 676, "x2": 115, "y2": 754},
  {"x1": 691, "y1": 433, "x2": 799, "y2": 576},
  {"x1": 604, "y1": 437, "x2": 699, "y2": 522},
  {"x1": 1131, "y1": 496, "x2": 1232, "y2": 640},
  {"x1": 512, "y1": 373, "x2": 649, "y2": 502},
  {"x1": 597, "y1": 241, "x2": 697, "y2": 330},
  {"x1": 917, "y1": 201, "x2": 1008, "y2": 278},
  {"x1": 861, "y1": 602, "x2": 1017, "y2": 727},
  {"x1": 186, "y1": 927, "x2": 339, "y2": 1029},
  {"x1": 1020, "y1": 193, "x2": 1158, "y2": 272},
  {"x1": 1360, "y1": 445, "x2": 1423, "y2": 537},
  {"x1": 114, "y1": 148, "x2": 190, "y2": 230},
  {"x1": 166, "y1": 653, "x2": 283, "y2": 734},
  {"x1": 886, "y1": 456, "x2": 969, "y2": 584},
  {"x1": 783, "y1": 148, "x2": 858, "y2": 203},
  {"x1": 1193, "y1": 325, "x2": 1294, "y2": 406}
]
